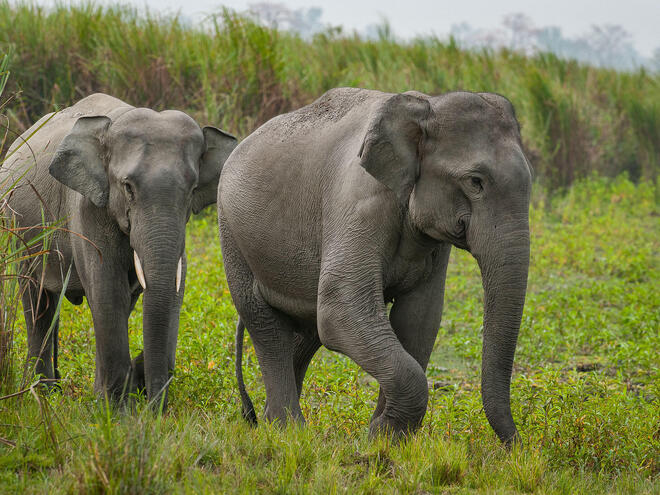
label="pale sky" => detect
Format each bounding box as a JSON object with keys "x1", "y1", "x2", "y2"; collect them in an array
[{"x1": 39, "y1": 0, "x2": 660, "y2": 57}]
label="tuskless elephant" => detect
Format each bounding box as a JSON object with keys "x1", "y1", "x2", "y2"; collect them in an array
[
  {"x1": 1, "y1": 93, "x2": 237, "y2": 408},
  {"x1": 219, "y1": 88, "x2": 532, "y2": 443}
]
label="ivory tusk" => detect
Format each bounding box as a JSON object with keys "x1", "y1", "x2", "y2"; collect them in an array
[
  {"x1": 176, "y1": 257, "x2": 182, "y2": 293},
  {"x1": 134, "y1": 250, "x2": 147, "y2": 290}
]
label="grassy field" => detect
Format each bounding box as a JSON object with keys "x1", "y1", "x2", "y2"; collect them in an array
[
  {"x1": 0, "y1": 3, "x2": 658, "y2": 493},
  {"x1": 0, "y1": 176, "x2": 657, "y2": 493}
]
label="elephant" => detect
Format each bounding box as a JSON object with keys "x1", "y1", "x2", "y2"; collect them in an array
[
  {"x1": 1, "y1": 93, "x2": 237, "y2": 408},
  {"x1": 219, "y1": 88, "x2": 532, "y2": 443}
]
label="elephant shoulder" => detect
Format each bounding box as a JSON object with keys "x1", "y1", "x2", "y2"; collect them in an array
[
  {"x1": 304, "y1": 87, "x2": 380, "y2": 124},
  {"x1": 271, "y1": 88, "x2": 379, "y2": 133}
]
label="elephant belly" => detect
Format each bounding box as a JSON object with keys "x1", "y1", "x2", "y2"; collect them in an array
[
  {"x1": 42, "y1": 253, "x2": 84, "y2": 294},
  {"x1": 239, "y1": 224, "x2": 321, "y2": 320},
  {"x1": 256, "y1": 282, "x2": 318, "y2": 322}
]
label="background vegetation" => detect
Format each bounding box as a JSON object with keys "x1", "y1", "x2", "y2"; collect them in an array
[
  {"x1": 0, "y1": 1, "x2": 658, "y2": 188},
  {"x1": 0, "y1": 2, "x2": 658, "y2": 493}
]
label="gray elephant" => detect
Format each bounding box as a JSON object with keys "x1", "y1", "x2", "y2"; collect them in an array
[
  {"x1": 1, "y1": 93, "x2": 237, "y2": 408},
  {"x1": 220, "y1": 88, "x2": 531, "y2": 443}
]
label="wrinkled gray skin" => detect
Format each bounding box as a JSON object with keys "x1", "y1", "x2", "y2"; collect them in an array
[
  {"x1": 1, "y1": 93, "x2": 237, "y2": 408},
  {"x1": 220, "y1": 88, "x2": 531, "y2": 443}
]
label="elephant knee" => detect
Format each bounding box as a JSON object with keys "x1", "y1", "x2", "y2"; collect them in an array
[{"x1": 316, "y1": 304, "x2": 343, "y2": 352}]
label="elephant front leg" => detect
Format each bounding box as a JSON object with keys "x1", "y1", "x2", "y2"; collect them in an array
[
  {"x1": 89, "y1": 294, "x2": 133, "y2": 401},
  {"x1": 317, "y1": 272, "x2": 429, "y2": 439},
  {"x1": 372, "y1": 244, "x2": 451, "y2": 423},
  {"x1": 79, "y1": 257, "x2": 134, "y2": 401}
]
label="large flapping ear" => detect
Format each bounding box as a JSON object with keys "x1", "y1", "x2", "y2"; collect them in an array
[
  {"x1": 192, "y1": 126, "x2": 238, "y2": 214},
  {"x1": 49, "y1": 116, "x2": 111, "y2": 208},
  {"x1": 358, "y1": 93, "x2": 431, "y2": 205}
]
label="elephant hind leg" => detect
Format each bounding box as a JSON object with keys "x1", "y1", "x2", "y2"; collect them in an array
[
  {"x1": 292, "y1": 331, "x2": 321, "y2": 399},
  {"x1": 249, "y1": 309, "x2": 303, "y2": 425},
  {"x1": 22, "y1": 286, "x2": 60, "y2": 384},
  {"x1": 235, "y1": 299, "x2": 303, "y2": 425},
  {"x1": 220, "y1": 222, "x2": 303, "y2": 426}
]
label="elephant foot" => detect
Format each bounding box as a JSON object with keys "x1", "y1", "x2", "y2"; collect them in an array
[
  {"x1": 93, "y1": 364, "x2": 140, "y2": 405},
  {"x1": 46, "y1": 377, "x2": 62, "y2": 394},
  {"x1": 35, "y1": 376, "x2": 62, "y2": 394},
  {"x1": 264, "y1": 401, "x2": 305, "y2": 428},
  {"x1": 26, "y1": 360, "x2": 61, "y2": 393},
  {"x1": 368, "y1": 411, "x2": 423, "y2": 441}
]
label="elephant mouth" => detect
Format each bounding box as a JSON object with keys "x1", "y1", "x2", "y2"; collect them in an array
[
  {"x1": 447, "y1": 235, "x2": 469, "y2": 250},
  {"x1": 423, "y1": 226, "x2": 469, "y2": 250}
]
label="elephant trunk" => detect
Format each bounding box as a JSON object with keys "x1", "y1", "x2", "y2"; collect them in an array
[
  {"x1": 471, "y1": 216, "x2": 530, "y2": 444},
  {"x1": 133, "y1": 218, "x2": 185, "y2": 411}
]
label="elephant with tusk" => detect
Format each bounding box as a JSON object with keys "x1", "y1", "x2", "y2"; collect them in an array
[
  {"x1": 1, "y1": 93, "x2": 237, "y2": 408},
  {"x1": 132, "y1": 249, "x2": 181, "y2": 293}
]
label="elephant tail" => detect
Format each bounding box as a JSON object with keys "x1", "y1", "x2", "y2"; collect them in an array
[{"x1": 235, "y1": 317, "x2": 257, "y2": 425}]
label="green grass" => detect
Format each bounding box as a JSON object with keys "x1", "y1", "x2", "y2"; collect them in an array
[
  {"x1": 0, "y1": 175, "x2": 657, "y2": 493},
  {"x1": 0, "y1": 3, "x2": 658, "y2": 492},
  {"x1": 0, "y1": 2, "x2": 658, "y2": 187}
]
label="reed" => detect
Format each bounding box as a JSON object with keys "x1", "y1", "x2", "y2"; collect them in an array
[{"x1": 1, "y1": 2, "x2": 657, "y2": 187}]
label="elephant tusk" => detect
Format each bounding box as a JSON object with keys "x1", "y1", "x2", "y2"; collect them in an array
[
  {"x1": 134, "y1": 250, "x2": 147, "y2": 290},
  {"x1": 176, "y1": 257, "x2": 182, "y2": 293}
]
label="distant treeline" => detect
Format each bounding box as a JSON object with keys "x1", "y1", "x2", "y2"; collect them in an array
[{"x1": 1, "y1": 2, "x2": 658, "y2": 188}]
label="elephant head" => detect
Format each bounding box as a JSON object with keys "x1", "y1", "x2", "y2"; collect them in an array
[
  {"x1": 360, "y1": 91, "x2": 532, "y2": 443},
  {"x1": 48, "y1": 108, "x2": 237, "y2": 407}
]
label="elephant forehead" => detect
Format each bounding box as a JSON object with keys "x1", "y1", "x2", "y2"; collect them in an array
[
  {"x1": 106, "y1": 137, "x2": 201, "y2": 189},
  {"x1": 428, "y1": 92, "x2": 518, "y2": 135},
  {"x1": 110, "y1": 108, "x2": 203, "y2": 144},
  {"x1": 110, "y1": 142, "x2": 199, "y2": 177}
]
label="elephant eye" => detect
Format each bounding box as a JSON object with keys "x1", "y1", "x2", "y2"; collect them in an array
[
  {"x1": 470, "y1": 176, "x2": 483, "y2": 192},
  {"x1": 123, "y1": 182, "x2": 135, "y2": 202}
]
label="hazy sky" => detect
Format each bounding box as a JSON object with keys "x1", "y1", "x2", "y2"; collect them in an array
[{"x1": 39, "y1": 0, "x2": 660, "y2": 56}]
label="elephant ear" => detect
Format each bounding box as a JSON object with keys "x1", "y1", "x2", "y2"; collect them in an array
[
  {"x1": 192, "y1": 126, "x2": 238, "y2": 214},
  {"x1": 358, "y1": 93, "x2": 431, "y2": 205},
  {"x1": 49, "y1": 115, "x2": 111, "y2": 208}
]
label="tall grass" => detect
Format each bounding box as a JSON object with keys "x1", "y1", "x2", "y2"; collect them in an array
[
  {"x1": 0, "y1": 1, "x2": 657, "y2": 187},
  {"x1": 0, "y1": 51, "x2": 60, "y2": 393}
]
